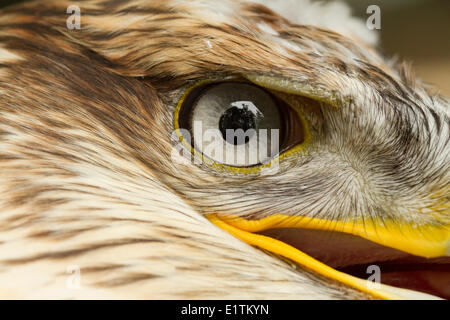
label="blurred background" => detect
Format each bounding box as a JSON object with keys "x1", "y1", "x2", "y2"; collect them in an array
[
  {"x1": 1, "y1": 0, "x2": 449, "y2": 95},
  {"x1": 335, "y1": 0, "x2": 450, "y2": 95}
]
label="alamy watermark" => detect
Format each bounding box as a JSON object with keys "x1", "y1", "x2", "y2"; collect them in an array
[
  {"x1": 66, "y1": 5, "x2": 81, "y2": 30},
  {"x1": 366, "y1": 5, "x2": 381, "y2": 30},
  {"x1": 66, "y1": 265, "x2": 81, "y2": 290},
  {"x1": 366, "y1": 264, "x2": 381, "y2": 289},
  {"x1": 172, "y1": 121, "x2": 281, "y2": 172}
]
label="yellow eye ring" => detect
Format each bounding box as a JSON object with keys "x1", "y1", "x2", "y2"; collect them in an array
[{"x1": 173, "y1": 79, "x2": 312, "y2": 174}]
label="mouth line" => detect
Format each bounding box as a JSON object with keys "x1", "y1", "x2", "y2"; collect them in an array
[
  {"x1": 207, "y1": 214, "x2": 449, "y2": 300},
  {"x1": 260, "y1": 227, "x2": 450, "y2": 299}
]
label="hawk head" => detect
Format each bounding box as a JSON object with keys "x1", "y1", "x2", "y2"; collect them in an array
[{"x1": 0, "y1": 0, "x2": 448, "y2": 299}]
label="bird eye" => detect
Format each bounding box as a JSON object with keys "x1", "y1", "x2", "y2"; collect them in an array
[{"x1": 175, "y1": 81, "x2": 306, "y2": 169}]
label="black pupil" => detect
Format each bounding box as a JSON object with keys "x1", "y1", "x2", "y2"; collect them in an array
[{"x1": 219, "y1": 105, "x2": 257, "y2": 145}]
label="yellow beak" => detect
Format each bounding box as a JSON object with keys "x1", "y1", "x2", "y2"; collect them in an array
[{"x1": 207, "y1": 214, "x2": 449, "y2": 300}]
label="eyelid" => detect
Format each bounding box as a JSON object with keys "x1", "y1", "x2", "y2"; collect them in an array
[
  {"x1": 173, "y1": 80, "x2": 312, "y2": 174},
  {"x1": 246, "y1": 74, "x2": 349, "y2": 109}
]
